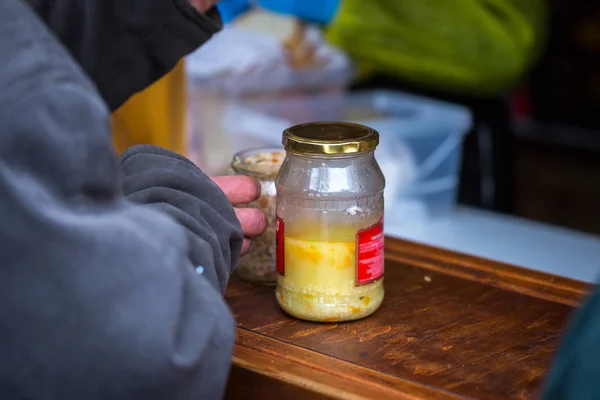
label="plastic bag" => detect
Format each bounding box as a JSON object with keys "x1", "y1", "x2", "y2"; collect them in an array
[
  {"x1": 325, "y1": 0, "x2": 547, "y2": 97},
  {"x1": 186, "y1": 19, "x2": 352, "y2": 94},
  {"x1": 185, "y1": 15, "x2": 353, "y2": 174}
]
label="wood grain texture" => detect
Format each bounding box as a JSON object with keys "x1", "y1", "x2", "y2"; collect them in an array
[
  {"x1": 225, "y1": 238, "x2": 590, "y2": 399},
  {"x1": 385, "y1": 239, "x2": 591, "y2": 307}
]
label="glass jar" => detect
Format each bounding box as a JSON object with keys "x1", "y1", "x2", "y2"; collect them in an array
[
  {"x1": 275, "y1": 122, "x2": 385, "y2": 322},
  {"x1": 231, "y1": 147, "x2": 285, "y2": 285}
]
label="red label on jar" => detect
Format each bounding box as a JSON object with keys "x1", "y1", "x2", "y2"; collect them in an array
[
  {"x1": 276, "y1": 216, "x2": 285, "y2": 276},
  {"x1": 356, "y1": 217, "x2": 384, "y2": 285}
]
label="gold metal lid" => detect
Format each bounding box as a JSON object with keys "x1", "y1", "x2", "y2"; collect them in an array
[{"x1": 282, "y1": 122, "x2": 379, "y2": 155}]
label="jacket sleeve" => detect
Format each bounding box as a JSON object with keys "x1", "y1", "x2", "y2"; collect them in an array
[
  {"x1": 542, "y1": 285, "x2": 600, "y2": 399},
  {"x1": 0, "y1": 1, "x2": 239, "y2": 399},
  {"x1": 120, "y1": 144, "x2": 242, "y2": 294},
  {"x1": 26, "y1": 0, "x2": 222, "y2": 111}
]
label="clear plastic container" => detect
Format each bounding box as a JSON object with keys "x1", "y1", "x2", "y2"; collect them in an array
[
  {"x1": 216, "y1": 90, "x2": 472, "y2": 221},
  {"x1": 185, "y1": 23, "x2": 353, "y2": 176},
  {"x1": 231, "y1": 148, "x2": 285, "y2": 285},
  {"x1": 275, "y1": 122, "x2": 385, "y2": 322},
  {"x1": 344, "y1": 91, "x2": 472, "y2": 222}
]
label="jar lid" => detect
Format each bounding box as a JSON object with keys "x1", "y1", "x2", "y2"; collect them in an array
[{"x1": 282, "y1": 122, "x2": 379, "y2": 155}]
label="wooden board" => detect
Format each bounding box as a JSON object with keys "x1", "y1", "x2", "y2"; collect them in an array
[{"x1": 225, "y1": 238, "x2": 590, "y2": 399}]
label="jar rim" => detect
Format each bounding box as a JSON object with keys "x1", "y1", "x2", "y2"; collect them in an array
[
  {"x1": 282, "y1": 122, "x2": 379, "y2": 155},
  {"x1": 231, "y1": 147, "x2": 285, "y2": 179}
]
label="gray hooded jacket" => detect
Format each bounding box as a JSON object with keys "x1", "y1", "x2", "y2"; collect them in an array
[{"x1": 0, "y1": 1, "x2": 241, "y2": 398}]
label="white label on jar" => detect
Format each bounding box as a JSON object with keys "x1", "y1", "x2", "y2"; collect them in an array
[{"x1": 356, "y1": 217, "x2": 384, "y2": 285}]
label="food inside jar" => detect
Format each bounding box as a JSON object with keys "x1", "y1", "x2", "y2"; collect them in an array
[
  {"x1": 276, "y1": 219, "x2": 384, "y2": 322},
  {"x1": 232, "y1": 149, "x2": 284, "y2": 285},
  {"x1": 236, "y1": 150, "x2": 285, "y2": 178}
]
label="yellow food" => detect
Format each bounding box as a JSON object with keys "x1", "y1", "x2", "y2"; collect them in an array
[{"x1": 276, "y1": 235, "x2": 384, "y2": 322}]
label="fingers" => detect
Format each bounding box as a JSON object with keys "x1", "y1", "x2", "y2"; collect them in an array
[
  {"x1": 236, "y1": 208, "x2": 266, "y2": 256},
  {"x1": 241, "y1": 238, "x2": 252, "y2": 255},
  {"x1": 237, "y1": 209, "x2": 266, "y2": 256},
  {"x1": 189, "y1": 0, "x2": 219, "y2": 12},
  {"x1": 210, "y1": 175, "x2": 265, "y2": 257},
  {"x1": 235, "y1": 208, "x2": 267, "y2": 237},
  {"x1": 211, "y1": 176, "x2": 261, "y2": 205}
]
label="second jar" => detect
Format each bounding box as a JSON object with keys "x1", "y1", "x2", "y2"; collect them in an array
[
  {"x1": 275, "y1": 122, "x2": 386, "y2": 322},
  {"x1": 231, "y1": 147, "x2": 285, "y2": 285}
]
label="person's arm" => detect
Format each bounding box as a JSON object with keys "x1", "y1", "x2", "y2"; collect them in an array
[
  {"x1": 120, "y1": 145, "x2": 265, "y2": 291},
  {"x1": 26, "y1": 0, "x2": 223, "y2": 111},
  {"x1": 542, "y1": 286, "x2": 600, "y2": 399},
  {"x1": 0, "y1": 1, "x2": 245, "y2": 398}
]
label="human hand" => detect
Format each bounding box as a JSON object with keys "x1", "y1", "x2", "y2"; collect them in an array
[
  {"x1": 190, "y1": 0, "x2": 220, "y2": 13},
  {"x1": 211, "y1": 176, "x2": 267, "y2": 255}
]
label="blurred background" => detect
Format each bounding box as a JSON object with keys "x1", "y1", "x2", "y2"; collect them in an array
[{"x1": 111, "y1": 0, "x2": 600, "y2": 241}]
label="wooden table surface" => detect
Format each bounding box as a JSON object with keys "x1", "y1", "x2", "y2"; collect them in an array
[{"x1": 224, "y1": 238, "x2": 591, "y2": 400}]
